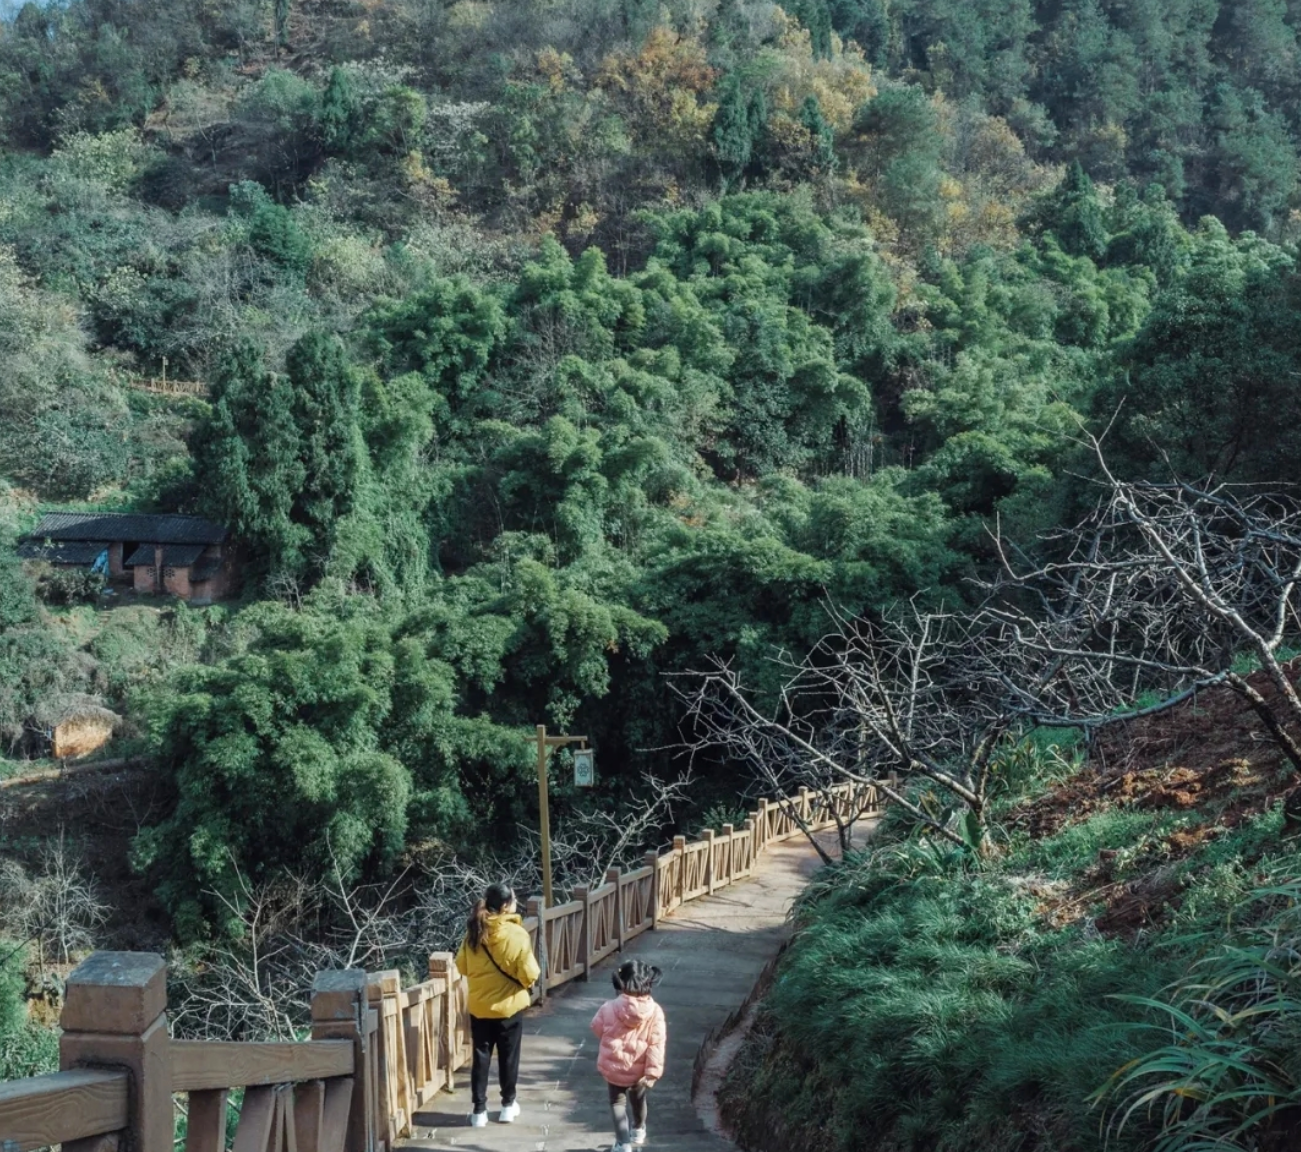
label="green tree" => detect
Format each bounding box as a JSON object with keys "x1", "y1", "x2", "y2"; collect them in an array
[
  {"x1": 1035, "y1": 161, "x2": 1108, "y2": 261},
  {"x1": 799, "y1": 94, "x2": 836, "y2": 172},
  {"x1": 1102, "y1": 220, "x2": 1301, "y2": 481},
  {"x1": 790, "y1": 0, "x2": 834, "y2": 59},
  {"x1": 133, "y1": 604, "x2": 412, "y2": 939},
  {"x1": 195, "y1": 342, "x2": 311, "y2": 582},
  {"x1": 320, "y1": 67, "x2": 359, "y2": 155},
  {"x1": 711, "y1": 74, "x2": 768, "y2": 187},
  {"x1": 852, "y1": 86, "x2": 945, "y2": 236}
]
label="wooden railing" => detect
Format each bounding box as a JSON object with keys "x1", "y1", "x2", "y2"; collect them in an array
[{"x1": 0, "y1": 781, "x2": 876, "y2": 1151}]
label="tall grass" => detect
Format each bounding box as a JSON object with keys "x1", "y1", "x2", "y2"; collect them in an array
[
  {"x1": 728, "y1": 841, "x2": 1180, "y2": 1152},
  {"x1": 1097, "y1": 877, "x2": 1301, "y2": 1152}
]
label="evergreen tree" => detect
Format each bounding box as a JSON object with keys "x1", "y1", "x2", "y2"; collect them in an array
[
  {"x1": 1038, "y1": 161, "x2": 1108, "y2": 261},
  {"x1": 320, "y1": 67, "x2": 358, "y2": 155},
  {"x1": 790, "y1": 0, "x2": 834, "y2": 60},
  {"x1": 285, "y1": 331, "x2": 366, "y2": 570},
  {"x1": 711, "y1": 75, "x2": 767, "y2": 187},
  {"x1": 800, "y1": 94, "x2": 836, "y2": 172},
  {"x1": 828, "y1": 0, "x2": 890, "y2": 66},
  {"x1": 274, "y1": 0, "x2": 290, "y2": 53},
  {"x1": 196, "y1": 342, "x2": 311, "y2": 581}
]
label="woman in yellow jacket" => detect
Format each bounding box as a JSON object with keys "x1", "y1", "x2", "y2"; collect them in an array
[{"x1": 454, "y1": 882, "x2": 541, "y2": 1128}]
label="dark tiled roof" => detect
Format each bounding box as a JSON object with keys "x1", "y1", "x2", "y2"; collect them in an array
[
  {"x1": 124, "y1": 543, "x2": 206, "y2": 568},
  {"x1": 15, "y1": 540, "x2": 108, "y2": 565},
  {"x1": 24, "y1": 511, "x2": 227, "y2": 546},
  {"x1": 190, "y1": 559, "x2": 222, "y2": 582}
]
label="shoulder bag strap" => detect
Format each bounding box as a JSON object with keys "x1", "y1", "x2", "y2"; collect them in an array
[{"x1": 481, "y1": 939, "x2": 532, "y2": 990}]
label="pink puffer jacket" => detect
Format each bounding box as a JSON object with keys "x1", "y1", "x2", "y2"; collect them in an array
[{"x1": 590, "y1": 993, "x2": 667, "y2": 1087}]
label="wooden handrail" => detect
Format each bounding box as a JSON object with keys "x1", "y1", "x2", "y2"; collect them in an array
[
  {"x1": 171, "y1": 1039, "x2": 354, "y2": 1091},
  {"x1": 0, "y1": 1068, "x2": 129, "y2": 1150}
]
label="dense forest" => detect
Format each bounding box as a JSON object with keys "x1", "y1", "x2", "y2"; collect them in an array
[{"x1": 3, "y1": 0, "x2": 1301, "y2": 1148}]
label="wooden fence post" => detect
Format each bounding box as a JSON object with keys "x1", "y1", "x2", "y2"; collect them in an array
[
  {"x1": 743, "y1": 817, "x2": 756, "y2": 874},
  {"x1": 59, "y1": 952, "x2": 171, "y2": 1152},
  {"x1": 526, "y1": 896, "x2": 547, "y2": 1000},
  {"x1": 606, "y1": 868, "x2": 624, "y2": 952},
  {"x1": 312, "y1": 968, "x2": 373, "y2": 1152},
  {"x1": 368, "y1": 970, "x2": 410, "y2": 1145},
  {"x1": 757, "y1": 799, "x2": 770, "y2": 847},
  {"x1": 574, "y1": 886, "x2": 592, "y2": 980},
  {"x1": 428, "y1": 953, "x2": 467, "y2": 1089},
  {"x1": 672, "y1": 836, "x2": 686, "y2": 905},
  {"x1": 721, "y1": 824, "x2": 735, "y2": 886},
  {"x1": 643, "y1": 852, "x2": 660, "y2": 930},
  {"x1": 704, "y1": 829, "x2": 717, "y2": 895}
]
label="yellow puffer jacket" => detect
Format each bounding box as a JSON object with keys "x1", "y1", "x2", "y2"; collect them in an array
[{"x1": 454, "y1": 912, "x2": 541, "y2": 1019}]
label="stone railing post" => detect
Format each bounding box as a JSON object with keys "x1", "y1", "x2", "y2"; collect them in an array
[
  {"x1": 573, "y1": 886, "x2": 592, "y2": 980},
  {"x1": 606, "y1": 867, "x2": 625, "y2": 952},
  {"x1": 59, "y1": 951, "x2": 170, "y2": 1152},
  {"x1": 643, "y1": 851, "x2": 660, "y2": 929},
  {"x1": 312, "y1": 968, "x2": 374, "y2": 1152}
]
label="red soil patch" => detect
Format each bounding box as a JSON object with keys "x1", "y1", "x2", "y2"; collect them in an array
[{"x1": 1007, "y1": 665, "x2": 1301, "y2": 936}]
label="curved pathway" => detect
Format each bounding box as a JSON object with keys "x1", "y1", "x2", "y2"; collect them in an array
[{"x1": 402, "y1": 830, "x2": 862, "y2": 1151}]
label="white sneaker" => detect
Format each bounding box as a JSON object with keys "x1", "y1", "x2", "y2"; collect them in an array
[
  {"x1": 469, "y1": 1111, "x2": 488, "y2": 1128},
  {"x1": 498, "y1": 1101, "x2": 520, "y2": 1123},
  {"x1": 631, "y1": 1128, "x2": 647, "y2": 1146}
]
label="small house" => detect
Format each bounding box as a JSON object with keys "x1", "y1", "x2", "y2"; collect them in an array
[{"x1": 17, "y1": 511, "x2": 237, "y2": 603}]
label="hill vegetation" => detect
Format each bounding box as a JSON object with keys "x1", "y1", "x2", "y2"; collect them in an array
[
  {"x1": 721, "y1": 680, "x2": 1301, "y2": 1152},
  {"x1": 2, "y1": 0, "x2": 1301, "y2": 1145}
]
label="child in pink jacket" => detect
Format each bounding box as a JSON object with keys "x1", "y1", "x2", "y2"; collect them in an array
[{"x1": 590, "y1": 959, "x2": 666, "y2": 1151}]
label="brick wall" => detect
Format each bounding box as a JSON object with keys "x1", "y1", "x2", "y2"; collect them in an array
[{"x1": 163, "y1": 565, "x2": 193, "y2": 599}]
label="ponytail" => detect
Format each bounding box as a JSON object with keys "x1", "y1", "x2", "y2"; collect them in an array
[
  {"x1": 467, "y1": 900, "x2": 491, "y2": 951},
  {"x1": 466, "y1": 882, "x2": 515, "y2": 951}
]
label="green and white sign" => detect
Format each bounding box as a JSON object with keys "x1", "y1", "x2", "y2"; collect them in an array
[{"x1": 573, "y1": 748, "x2": 595, "y2": 788}]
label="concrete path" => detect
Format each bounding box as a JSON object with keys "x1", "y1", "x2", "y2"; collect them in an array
[{"x1": 403, "y1": 834, "x2": 851, "y2": 1152}]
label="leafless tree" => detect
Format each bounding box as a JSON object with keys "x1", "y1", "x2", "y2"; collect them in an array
[
  {"x1": 168, "y1": 779, "x2": 692, "y2": 1040},
  {"x1": 542, "y1": 769, "x2": 696, "y2": 887},
  {"x1": 0, "y1": 831, "x2": 108, "y2": 975},
  {"x1": 168, "y1": 864, "x2": 318, "y2": 1041},
  {"x1": 680, "y1": 437, "x2": 1301, "y2": 858},
  {"x1": 677, "y1": 605, "x2": 1013, "y2": 858},
  {"x1": 982, "y1": 435, "x2": 1301, "y2": 773}
]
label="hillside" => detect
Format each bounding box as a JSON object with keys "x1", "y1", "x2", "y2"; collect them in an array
[
  {"x1": 3, "y1": 2, "x2": 1301, "y2": 1147},
  {"x1": 718, "y1": 673, "x2": 1301, "y2": 1152}
]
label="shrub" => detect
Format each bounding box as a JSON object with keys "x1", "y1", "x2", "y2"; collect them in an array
[{"x1": 38, "y1": 567, "x2": 105, "y2": 606}]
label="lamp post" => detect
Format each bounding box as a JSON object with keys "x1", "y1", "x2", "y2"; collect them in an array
[{"x1": 534, "y1": 725, "x2": 588, "y2": 908}]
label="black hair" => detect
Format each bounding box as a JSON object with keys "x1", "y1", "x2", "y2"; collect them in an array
[
  {"x1": 467, "y1": 882, "x2": 515, "y2": 950},
  {"x1": 612, "y1": 959, "x2": 662, "y2": 996}
]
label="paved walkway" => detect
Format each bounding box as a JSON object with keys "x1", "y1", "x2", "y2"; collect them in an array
[{"x1": 404, "y1": 833, "x2": 856, "y2": 1152}]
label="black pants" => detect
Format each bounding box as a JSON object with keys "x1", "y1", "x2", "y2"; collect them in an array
[
  {"x1": 607, "y1": 1080, "x2": 648, "y2": 1144},
  {"x1": 470, "y1": 1012, "x2": 524, "y2": 1112}
]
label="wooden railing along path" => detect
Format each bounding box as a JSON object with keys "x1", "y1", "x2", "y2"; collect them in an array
[{"x1": 0, "y1": 782, "x2": 876, "y2": 1152}]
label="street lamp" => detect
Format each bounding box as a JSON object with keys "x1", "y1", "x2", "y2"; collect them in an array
[{"x1": 533, "y1": 725, "x2": 590, "y2": 908}]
